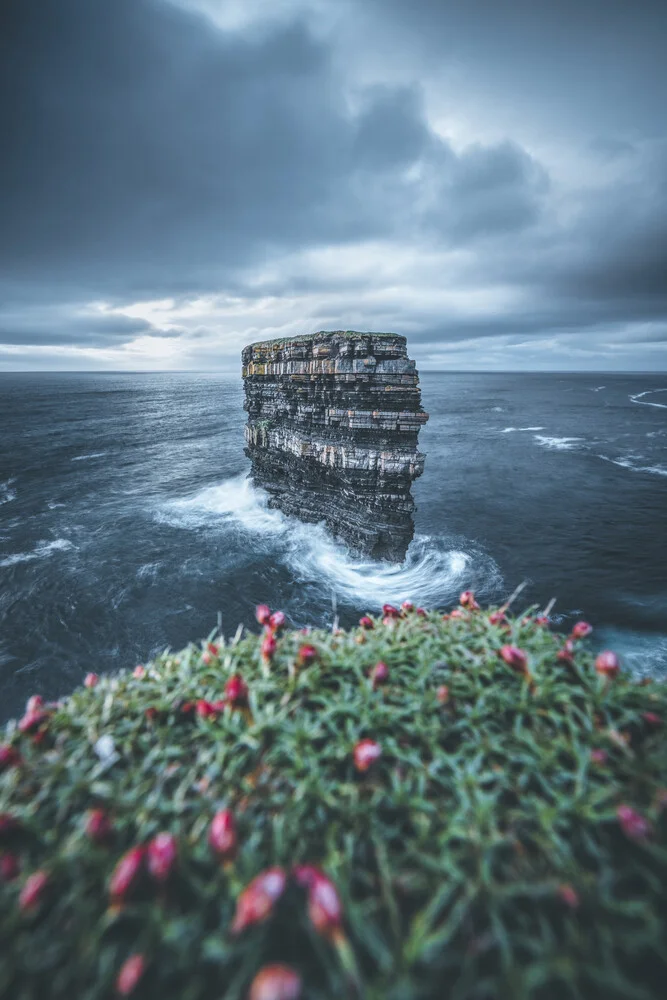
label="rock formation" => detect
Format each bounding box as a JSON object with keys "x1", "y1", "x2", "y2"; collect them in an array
[{"x1": 242, "y1": 331, "x2": 428, "y2": 562}]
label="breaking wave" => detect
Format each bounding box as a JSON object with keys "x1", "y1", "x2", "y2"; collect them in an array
[
  {"x1": 0, "y1": 479, "x2": 17, "y2": 505},
  {"x1": 158, "y1": 474, "x2": 503, "y2": 610},
  {"x1": 0, "y1": 538, "x2": 75, "y2": 569},
  {"x1": 597, "y1": 454, "x2": 667, "y2": 478},
  {"x1": 534, "y1": 435, "x2": 583, "y2": 451},
  {"x1": 71, "y1": 452, "x2": 108, "y2": 462},
  {"x1": 630, "y1": 389, "x2": 667, "y2": 410}
]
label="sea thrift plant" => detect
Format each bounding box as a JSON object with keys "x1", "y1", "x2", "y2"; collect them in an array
[{"x1": 1, "y1": 604, "x2": 666, "y2": 999}]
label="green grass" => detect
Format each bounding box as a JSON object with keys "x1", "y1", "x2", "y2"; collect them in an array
[
  {"x1": 2, "y1": 603, "x2": 666, "y2": 999},
  {"x1": 245, "y1": 331, "x2": 406, "y2": 350}
]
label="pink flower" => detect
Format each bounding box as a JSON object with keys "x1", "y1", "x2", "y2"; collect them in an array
[
  {"x1": 416, "y1": 607, "x2": 427, "y2": 617},
  {"x1": 401, "y1": 601, "x2": 414, "y2": 613},
  {"x1": 557, "y1": 883, "x2": 580, "y2": 909},
  {"x1": 459, "y1": 590, "x2": 480, "y2": 610},
  {"x1": 297, "y1": 645, "x2": 318, "y2": 667},
  {"x1": 225, "y1": 674, "x2": 249, "y2": 707},
  {"x1": 489, "y1": 611, "x2": 507, "y2": 626},
  {"x1": 84, "y1": 672, "x2": 99, "y2": 688},
  {"x1": 642, "y1": 712, "x2": 662, "y2": 727},
  {"x1": 293, "y1": 864, "x2": 342, "y2": 939},
  {"x1": 255, "y1": 604, "x2": 272, "y2": 626},
  {"x1": 595, "y1": 651, "x2": 620, "y2": 679},
  {"x1": 370, "y1": 661, "x2": 389, "y2": 689},
  {"x1": 147, "y1": 832, "x2": 177, "y2": 882},
  {"x1": 261, "y1": 634, "x2": 277, "y2": 661},
  {"x1": 116, "y1": 954, "x2": 147, "y2": 996},
  {"x1": 19, "y1": 870, "x2": 49, "y2": 912},
  {"x1": 449, "y1": 609, "x2": 466, "y2": 620},
  {"x1": 269, "y1": 611, "x2": 286, "y2": 631},
  {"x1": 85, "y1": 808, "x2": 113, "y2": 844},
  {"x1": 109, "y1": 846, "x2": 146, "y2": 903},
  {"x1": 249, "y1": 965, "x2": 302, "y2": 1000},
  {"x1": 590, "y1": 749, "x2": 608, "y2": 766},
  {"x1": 571, "y1": 621, "x2": 593, "y2": 640},
  {"x1": 0, "y1": 852, "x2": 20, "y2": 881},
  {"x1": 617, "y1": 804, "x2": 652, "y2": 842},
  {"x1": 499, "y1": 645, "x2": 529, "y2": 674},
  {"x1": 25, "y1": 695, "x2": 44, "y2": 713},
  {"x1": 535, "y1": 615, "x2": 550, "y2": 626},
  {"x1": 18, "y1": 709, "x2": 50, "y2": 734},
  {"x1": 196, "y1": 699, "x2": 218, "y2": 719},
  {"x1": 436, "y1": 685, "x2": 450, "y2": 705},
  {"x1": 0, "y1": 745, "x2": 21, "y2": 771},
  {"x1": 359, "y1": 616, "x2": 374, "y2": 629},
  {"x1": 132, "y1": 665, "x2": 146, "y2": 679},
  {"x1": 231, "y1": 867, "x2": 287, "y2": 934},
  {"x1": 353, "y1": 739, "x2": 382, "y2": 773},
  {"x1": 382, "y1": 604, "x2": 400, "y2": 618},
  {"x1": 209, "y1": 809, "x2": 237, "y2": 860},
  {"x1": 207, "y1": 642, "x2": 219, "y2": 655}
]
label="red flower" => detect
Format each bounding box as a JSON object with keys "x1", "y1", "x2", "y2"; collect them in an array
[
  {"x1": 297, "y1": 645, "x2": 318, "y2": 667},
  {"x1": 249, "y1": 964, "x2": 302, "y2": 1000},
  {"x1": 642, "y1": 712, "x2": 662, "y2": 727},
  {"x1": 231, "y1": 867, "x2": 287, "y2": 934},
  {"x1": 0, "y1": 744, "x2": 21, "y2": 771},
  {"x1": 571, "y1": 621, "x2": 593, "y2": 640},
  {"x1": 370, "y1": 661, "x2": 389, "y2": 689},
  {"x1": 557, "y1": 645, "x2": 575, "y2": 665},
  {"x1": 436, "y1": 685, "x2": 450, "y2": 705},
  {"x1": 617, "y1": 804, "x2": 652, "y2": 841},
  {"x1": 255, "y1": 604, "x2": 272, "y2": 626},
  {"x1": 145, "y1": 706, "x2": 159, "y2": 722},
  {"x1": 416, "y1": 607, "x2": 427, "y2": 617},
  {"x1": 147, "y1": 832, "x2": 177, "y2": 882},
  {"x1": 207, "y1": 642, "x2": 219, "y2": 656},
  {"x1": 109, "y1": 846, "x2": 146, "y2": 902},
  {"x1": 353, "y1": 739, "x2": 382, "y2": 773},
  {"x1": 180, "y1": 701, "x2": 194, "y2": 715},
  {"x1": 84, "y1": 673, "x2": 99, "y2": 688},
  {"x1": 499, "y1": 645, "x2": 529, "y2": 674},
  {"x1": 19, "y1": 870, "x2": 49, "y2": 912},
  {"x1": 590, "y1": 749, "x2": 608, "y2": 766},
  {"x1": 85, "y1": 808, "x2": 113, "y2": 844},
  {"x1": 209, "y1": 809, "x2": 237, "y2": 860},
  {"x1": 18, "y1": 709, "x2": 50, "y2": 734},
  {"x1": 489, "y1": 611, "x2": 507, "y2": 626},
  {"x1": 459, "y1": 590, "x2": 480, "y2": 610},
  {"x1": 401, "y1": 601, "x2": 414, "y2": 613},
  {"x1": 0, "y1": 852, "x2": 20, "y2": 881},
  {"x1": 116, "y1": 954, "x2": 146, "y2": 996},
  {"x1": 359, "y1": 616, "x2": 374, "y2": 629},
  {"x1": 132, "y1": 665, "x2": 146, "y2": 679},
  {"x1": 557, "y1": 883, "x2": 580, "y2": 909},
  {"x1": 261, "y1": 634, "x2": 277, "y2": 661},
  {"x1": 449, "y1": 609, "x2": 466, "y2": 620},
  {"x1": 293, "y1": 864, "x2": 342, "y2": 939},
  {"x1": 269, "y1": 611, "x2": 286, "y2": 631},
  {"x1": 225, "y1": 674, "x2": 249, "y2": 707},
  {"x1": 196, "y1": 699, "x2": 218, "y2": 719},
  {"x1": 382, "y1": 604, "x2": 400, "y2": 618},
  {"x1": 25, "y1": 695, "x2": 44, "y2": 713},
  {"x1": 535, "y1": 615, "x2": 550, "y2": 626},
  {"x1": 595, "y1": 651, "x2": 620, "y2": 679}
]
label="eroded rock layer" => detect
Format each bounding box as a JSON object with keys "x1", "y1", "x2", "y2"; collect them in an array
[{"x1": 242, "y1": 331, "x2": 428, "y2": 561}]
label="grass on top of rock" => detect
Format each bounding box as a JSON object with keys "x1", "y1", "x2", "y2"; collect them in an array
[{"x1": 2, "y1": 599, "x2": 667, "y2": 1000}]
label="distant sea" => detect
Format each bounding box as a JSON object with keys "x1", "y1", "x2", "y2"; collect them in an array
[{"x1": 1, "y1": 371, "x2": 666, "y2": 721}]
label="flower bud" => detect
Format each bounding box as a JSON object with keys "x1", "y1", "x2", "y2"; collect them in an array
[
  {"x1": 436, "y1": 685, "x2": 449, "y2": 705},
  {"x1": 0, "y1": 852, "x2": 20, "y2": 881},
  {"x1": 590, "y1": 749, "x2": 608, "y2": 765},
  {"x1": 353, "y1": 738, "x2": 382, "y2": 773},
  {"x1": 571, "y1": 621, "x2": 593, "y2": 640},
  {"x1": 84, "y1": 673, "x2": 99, "y2": 688},
  {"x1": 116, "y1": 954, "x2": 146, "y2": 996},
  {"x1": 642, "y1": 712, "x2": 662, "y2": 727},
  {"x1": 499, "y1": 645, "x2": 529, "y2": 674},
  {"x1": 449, "y1": 609, "x2": 466, "y2": 620},
  {"x1": 26, "y1": 695, "x2": 44, "y2": 713},
  {"x1": 19, "y1": 870, "x2": 49, "y2": 912},
  {"x1": 85, "y1": 808, "x2": 113, "y2": 844},
  {"x1": 109, "y1": 846, "x2": 146, "y2": 902},
  {"x1": 144, "y1": 706, "x2": 159, "y2": 722},
  {"x1": 489, "y1": 611, "x2": 507, "y2": 626},
  {"x1": 209, "y1": 809, "x2": 237, "y2": 860},
  {"x1": 18, "y1": 709, "x2": 50, "y2": 734},
  {"x1": 249, "y1": 964, "x2": 302, "y2": 1000},
  {"x1": 297, "y1": 645, "x2": 318, "y2": 667},
  {"x1": 0, "y1": 744, "x2": 21, "y2": 770},
  {"x1": 225, "y1": 674, "x2": 249, "y2": 706},
  {"x1": 261, "y1": 634, "x2": 277, "y2": 661},
  {"x1": 382, "y1": 604, "x2": 400, "y2": 618},
  {"x1": 370, "y1": 661, "x2": 389, "y2": 689},
  {"x1": 557, "y1": 883, "x2": 580, "y2": 909},
  {"x1": 147, "y1": 832, "x2": 177, "y2": 882},
  {"x1": 231, "y1": 867, "x2": 287, "y2": 934},
  {"x1": 535, "y1": 615, "x2": 550, "y2": 626},
  {"x1": 416, "y1": 607, "x2": 427, "y2": 617},
  {"x1": 617, "y1": 804, "x2": 651, "y2": 841},
  {"x1": 459, "y1": 590, "x2": 479, "y2": 610},
  {"x1": 293, "y1": 864, "x2": 342, "y2": 938},
  {"x1": 132, "y1": 665, "x2": 146, "y2": 679},
  {"x1": 269, "y1": 611, "x2": 286, "y2": 631},
  {"x1": 359, "y1": 616, "x2": 374, "y2": 629},
  {"x1": 256, "y1": 604, "x2": 272, "y2": 626},
  {"x1": 401, "y1": 601, "x2": 414, "y2": 613},
  {"x1": 595, "y1": 651, "x2": 620, "y2": 679},
  {"x1": 207, "y1": 642, "x2": 219, "y2": 656},
  {"x1": 196, "y1": 699, "x2": 217, "y2": 719}
]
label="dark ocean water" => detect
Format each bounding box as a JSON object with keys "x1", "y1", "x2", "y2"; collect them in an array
[{"x1": 1, "y1": 371, "x2": 666, "y2": 722}]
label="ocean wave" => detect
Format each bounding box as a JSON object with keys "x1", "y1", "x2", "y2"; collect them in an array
[
  {"x1": 159, "y1": 474, "x2": 503, "y2": 609},
  {"x1": 597, "y1": 454, "x2": 667, "y2": 478},
  {"x1": 71, "y1": 452, "x2": 108, "y2": 462},
  {"x1": 0, "y1": 538, "x2": 75, "y2": 569},
  {"x1": 0, "y1": 479, "x2": 17, "y2": 505},
  {"x1": 501, "y1": 426, "x2": 545, "y2": 433},
  {"x1": 630, "y1": 389, "x2": 667, "y2": 410},
  {"x1": 533, "y1": 435, "x2": 583, "y2": 451}
]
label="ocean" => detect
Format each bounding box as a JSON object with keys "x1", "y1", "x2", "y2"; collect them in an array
[{"x1": 0, "y1": 371, "x2": 665, "y2": 722}]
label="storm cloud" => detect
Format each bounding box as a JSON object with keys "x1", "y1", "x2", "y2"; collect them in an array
[{"x1": 1, "y1": 0, "x2": 665, "y2": 370}]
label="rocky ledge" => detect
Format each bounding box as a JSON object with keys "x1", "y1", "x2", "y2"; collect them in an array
[{"x1": 242, "y1": 331, "x2": 428, "y2": 561}]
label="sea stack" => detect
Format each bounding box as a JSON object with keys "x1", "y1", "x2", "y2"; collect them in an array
[{"x1": 242, "y1": 330, "x2": 428, "y2": 562}]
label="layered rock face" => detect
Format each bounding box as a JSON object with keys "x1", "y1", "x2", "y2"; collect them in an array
[{"x1": 242, "y1": 331, "x2": 428, "y2": 562}]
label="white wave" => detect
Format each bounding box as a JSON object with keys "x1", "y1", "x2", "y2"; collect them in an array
[
  {"x1": 630, "y1": 389, "x2": 667, "y2": 410},
  {"x1": 597, "y1": 454, "x2": 667, "y2": 478},
  {"x1": 534, "y1": 435, "x2": 583, "y2": 451},
  {"x1": 492, "y1": 406, "x2": 504, "y2": 412},
  {"x1": 0, "y1": 538, "x2": 75, "y2": 569},
  {"x1": 71, "y1": 451, "x2": 108, "y2": 461},
  {"x1": 47, "y1": 501, "x2": 66, "y2": 509},
  {"x1": 159, "y1": 474, "x2": 503, "y2": 609},
  {"x1": 0, "y1": 479, "x2": 17, "y2": 505},
  {"x1": 501, "y1": 426, "x2": 545, "y2": 433},
  {"x1": 589, "y1": 386, "x2": 606, "y2": 392}
]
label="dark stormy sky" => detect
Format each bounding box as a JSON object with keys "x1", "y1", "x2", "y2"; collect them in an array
[{"x1": 1, "y1": 0, "x2": 666, "y2": 371}]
